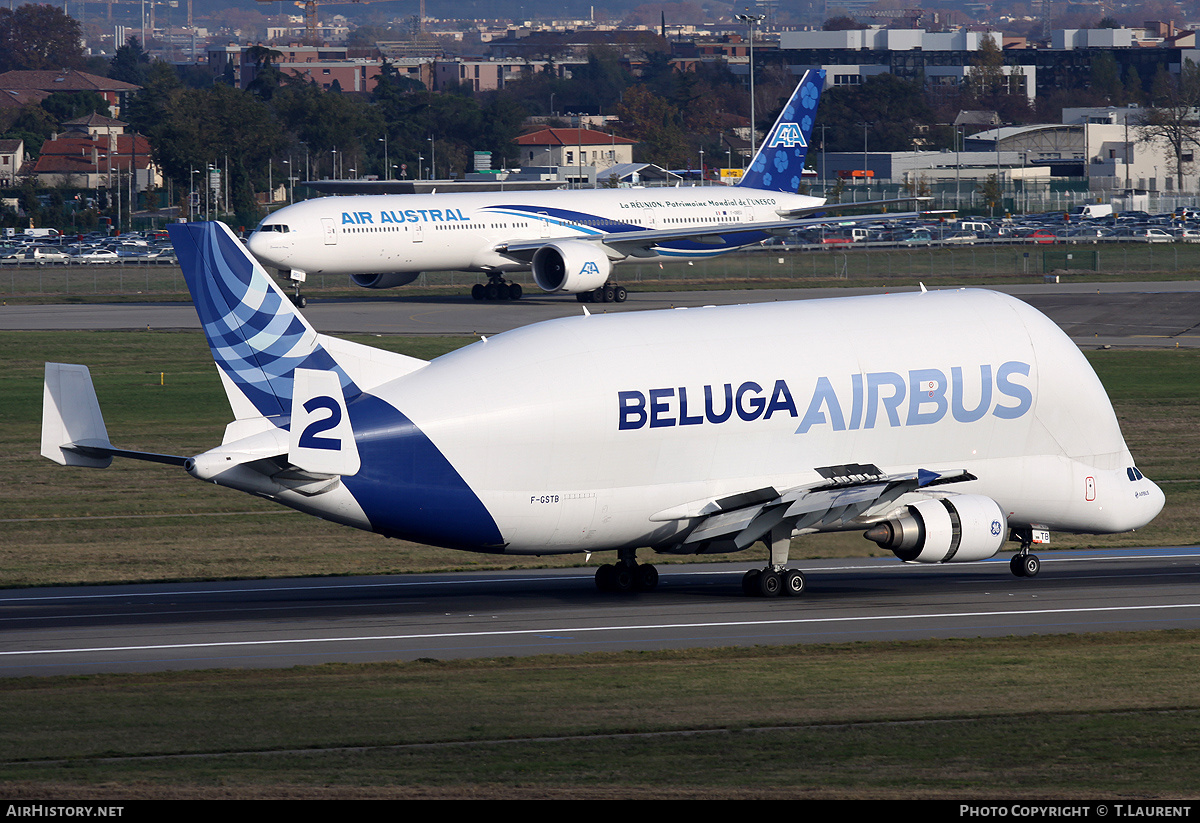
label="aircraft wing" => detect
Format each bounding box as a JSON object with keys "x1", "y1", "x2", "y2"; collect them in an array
[
  {"x1": 648, "y1": 463, "x2": 977, "y2": 553},
  {"x1": 494, "y1": 197, "x2": 934, "y2": 263}
]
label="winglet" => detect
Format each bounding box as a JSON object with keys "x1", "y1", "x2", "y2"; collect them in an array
[{"x1": 738, "y1": 68, "x2": 825, "y2": 194}]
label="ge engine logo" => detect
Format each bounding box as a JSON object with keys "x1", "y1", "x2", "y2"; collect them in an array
[{"x1": 990, "y1": 520, "x2": 1003, "y2": 536}]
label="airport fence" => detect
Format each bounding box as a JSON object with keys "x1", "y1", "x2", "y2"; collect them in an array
[{"x1": 3, "y1": 241, "x2": 1200, "y2": 300}]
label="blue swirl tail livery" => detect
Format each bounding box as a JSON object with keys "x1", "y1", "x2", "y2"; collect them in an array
[{"x1": 41, "y1": 222, "x2": 1163, "y2": 594}]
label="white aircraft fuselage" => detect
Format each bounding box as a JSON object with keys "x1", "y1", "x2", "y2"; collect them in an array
[{"x1": 247, "y1": 186, "x2": 824, "y2": 290}]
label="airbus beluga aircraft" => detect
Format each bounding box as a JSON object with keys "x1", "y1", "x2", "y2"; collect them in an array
[
  {"x1": 43, "y1": 221, "x2": 1164, "y2": 596},
  {"x1": 247, "y1": 69, "x2": 917, "y2": 306}
]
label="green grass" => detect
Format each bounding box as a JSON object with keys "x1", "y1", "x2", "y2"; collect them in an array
[{"x1": 1, "y1": 633, "x2": 1199, "y2": 798}]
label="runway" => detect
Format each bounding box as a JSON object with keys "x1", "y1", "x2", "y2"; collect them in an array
[
  {"x1": 4, "y1": 280, "x2": 1200, "y2": 348},
  {"x1": 3, "y1": 548, "x2": 1199, "y2": 676}
]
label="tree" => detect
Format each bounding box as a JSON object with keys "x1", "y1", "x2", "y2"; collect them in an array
[
  {"x1": 1139, "y1": 61, "x2": 1200, "y2": 192},
  {"x1": 822, "y1": 15, "x2": 864, "y2": 31},
  {"x1": 0, "y1": 4, "x2": 85, "y2": 72},
  {"x1": 817, "y1": 74, "x2": 934, "y2": 153},
  {"x1": 109, "y1": 37, "x2": 151, "y2": 86},
  {"x1": 612, "y1": 85, "x2": 690, "y2": 168},
  {"x1": 1090, "y1": 51, "x2": 1124, "y2": 104},
  {"x1": 977, "y1": 173, "x2": 1002, "y2": 216}
]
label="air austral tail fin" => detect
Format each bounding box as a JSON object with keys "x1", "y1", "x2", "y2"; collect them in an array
[{"x1": 738, "y1": 68, "x2": 825, "y2": 194}]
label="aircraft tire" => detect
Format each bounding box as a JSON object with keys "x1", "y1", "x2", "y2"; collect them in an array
[
  {"x1": 485, "y1": 282, "x2": 501, "y2": 300},
  {"x1": 509, "y1": 283, "x2": 522, "y2": 300},
  {"x1": 613, "y1": 286, "x2": 628, "y2": 303},
  {"x1": 741, "y1": 568, "x2": 761, "y2": 596},
  {"x1": 782, "y1": 569, "x2": 806, "y2": 596},
  {"x1": 603, "y1": 285, "x2": 616, "y2": 303},
  {"x1": 757, "y1": 569, "x2": 782, "y2": 597},
  {"x1": 1022, "y1": 554, "x2": 1040, "y2": 578},
  {"x1": 1010, "y1": 554, "x2": 1041, "y2": 578},
  {"x1": 496, "y1": 282, "x2": 511, "y2": 300},
  {"x1": 595, "y1": 564, "x2": 616, "y2": 591},
  {"x1": 634, "y1": 563, "x2": 659, "y2": 591},
  {"x1": 612, "y1": 564, "x2": 635, "y2": 592},
  {"x1": 472, "y1": 283, "x2": 485, "y2": 300}
]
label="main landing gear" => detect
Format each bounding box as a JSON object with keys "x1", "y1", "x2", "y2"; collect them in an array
[
  {"x1": 742, "y1": 524, "x2": 807, "y2": 597},
  {"x1": 576, "y1": 284, "x2": 628, "y2": 304},
  {"x1": 742, "y1": 566, "x2": 807, "y2": 597},
  {"x1": 594, "y1": 548, "x2": 659, "y2": 593},
  {"x1": 1009, "y1": 527, "x2": 1041, "y2": 577},
  {"x1": 472, "y1": 275, "x2": 522, "y2": 301}
]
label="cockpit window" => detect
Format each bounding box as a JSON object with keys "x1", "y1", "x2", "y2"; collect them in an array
[
  {"x1": 258, "y1": 224, "x2": 290, "y2": 233},
  {"x1": 1127, "y1": 467, "x2": 1144, "y2": 481}
]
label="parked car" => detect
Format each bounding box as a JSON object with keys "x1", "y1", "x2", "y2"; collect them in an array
[
  {"x1": 1023, "y1": 229, "x2": 1058, "y2": 244},
  {"x1": 17, "y1": 246, "x2": 71, "y2": 264},
  {"x1": 1121, "y1": 228, "x2": 1173, "y2": 243},
  {"x1": 71, "y1": 249, "x2": 119, "y2": 264}
]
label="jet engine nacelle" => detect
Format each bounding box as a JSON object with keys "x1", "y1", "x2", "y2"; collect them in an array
[
  {"x1": 531, "y1": 241, "x2": 611, "y2": 294},
  {"x1": 864, "y1": 495, "x2": 1007, "y2": 564},
  {"x1": 350, "y1": 272, "x2": 422, "y2": 289}
]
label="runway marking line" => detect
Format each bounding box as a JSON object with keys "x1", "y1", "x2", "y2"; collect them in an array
[{"x1": 5, "y1": 602, "x2": 1200, "y2": 659}]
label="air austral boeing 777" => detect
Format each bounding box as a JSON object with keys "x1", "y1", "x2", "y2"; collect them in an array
[
  {"x1": 247, "y1": 69, "x2": 919, "y2": 306},
  {"x1": 43, "y1": 221, "x2": 1164, "y2": 596}
]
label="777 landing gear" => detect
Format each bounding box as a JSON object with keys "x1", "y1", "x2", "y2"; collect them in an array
[
  {"x1": 595, "y1": 549, "x2": 659, "y2": 593},
  {"x1": 1009, "y1": 527, "x2": 1041, "y2": 577},
  {"x1": 472, "y1": 275, "x2": 523, "y2": 301},
  {"x1": 576, "y1": 284, "x2": 628, "y2": 304}
]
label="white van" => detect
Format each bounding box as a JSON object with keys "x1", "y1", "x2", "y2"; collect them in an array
[
  {"x1": 21, "y1": 228, "x2": 61, "y2": 239},
  {"x1": 1069, "y1": 204, "x2": 1113, "y2": 219},
  {"x1": 958, "y1": 221, "x2": 991, "y2": 235}
]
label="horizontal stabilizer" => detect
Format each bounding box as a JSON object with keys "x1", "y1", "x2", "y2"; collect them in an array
[
  {"x1": 41, "y1": 363, "x2": 186, "y2": 468},
  {"x1": 42, "y1": 363, "x2": 112, "y2": 468}
]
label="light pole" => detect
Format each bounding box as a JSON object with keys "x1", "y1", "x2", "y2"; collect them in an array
[
  {"x1": 331, "y1": 149, "x2": 338, "y2": 180},
  {"x1": 429, "y1": 136, "x2": 436, "y2": 181},
  {"x1": 189, "y1": 168, "x2": 198, "y2": 221},
  {"x1": 860, "y1": 121, "x2": 871, "y2": 198},
  {"x1": 379, "y1": 135, "x2": 388, "y2": 179},
  {"x1": 698, "y1": 148, "x2": 704, "y2": 185},
  {"x1": 735, "y1": 12, "x2": 765, "y2": 162}
]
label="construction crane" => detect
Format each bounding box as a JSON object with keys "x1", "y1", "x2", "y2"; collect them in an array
[{"x1": 257, "y1": 0, "x2": 419, "y2": 45}]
